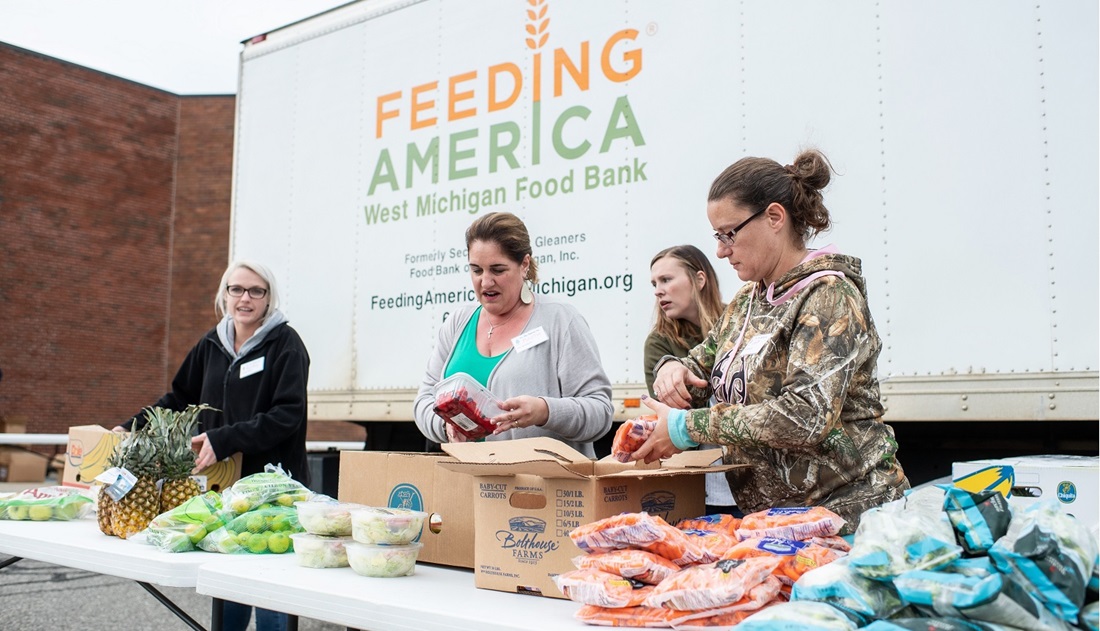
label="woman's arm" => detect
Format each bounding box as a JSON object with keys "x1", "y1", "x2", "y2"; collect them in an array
[
  {"x1": 413, "y1": 309, "x2": 469, "y2": 444},
  {"x1": 540, "y1": 313, "x2": 613, "y2": 444}
]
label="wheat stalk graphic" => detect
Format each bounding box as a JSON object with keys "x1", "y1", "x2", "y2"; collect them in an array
[{"x1": 526, "y1": 0, "x2": 549, "y2": 49}]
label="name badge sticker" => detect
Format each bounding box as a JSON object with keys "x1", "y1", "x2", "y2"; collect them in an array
[
  {"x1": 240, "y1": 356, "x2": 265, "y2": 378},
  {"x1": 512, "y1": 326, "x2": 549, "y2": 353},
  {"x1": 740, "y1": 333, "x2": 774, "y2": 357}
]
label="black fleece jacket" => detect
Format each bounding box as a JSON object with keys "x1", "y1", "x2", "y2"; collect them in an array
[{"x1": 127, "y1": 322, "x2": 311, "y2": 486}]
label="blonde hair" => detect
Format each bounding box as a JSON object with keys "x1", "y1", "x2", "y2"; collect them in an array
[
  {"x1": 650, "y1": 245, "x2": 724, "y2": 348},
  {"x1": 214, "y1": 260, "x2": 280, "y2": 321}
]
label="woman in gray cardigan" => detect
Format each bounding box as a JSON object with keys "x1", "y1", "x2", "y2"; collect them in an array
[{"x1": 413, "y1": 212, "x2": 613, "y2": 458}]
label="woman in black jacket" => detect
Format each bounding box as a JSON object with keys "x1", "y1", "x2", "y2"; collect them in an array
[{"x1": 120, "y1": 260, "x2": 310, "y2": 631}]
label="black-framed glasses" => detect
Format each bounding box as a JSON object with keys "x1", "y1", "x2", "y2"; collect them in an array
[
  {"x1": 226, "y1": 285, "x2": 268, "y2": 299},
  {"x1": 713, "y1": 208, "x2": 765, "y2": 246}
]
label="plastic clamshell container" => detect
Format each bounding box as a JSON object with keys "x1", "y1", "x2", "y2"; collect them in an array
[
  {"x1": 294, "y1": 500, "x2": 361, "y2": 536},
  {"x1": 345, "y1": 541, "x2": 422, "y2": 577},
  {"x1": 432, "y1": 372, "x2": 506, "y2": 440},
  {"x1": 350, "y1": 506, "x2": 428, "y2": 545},
  {"x1": 289, "y1": 533, "x2": 351, "y2": 568}
]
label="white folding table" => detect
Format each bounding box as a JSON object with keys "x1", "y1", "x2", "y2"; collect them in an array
[
  {"x1": 0, "y1": 518, "x2": 250, "y2": 630},
  {"x1": 197, "y1": 553, "x2": 590, "y2": 631}
]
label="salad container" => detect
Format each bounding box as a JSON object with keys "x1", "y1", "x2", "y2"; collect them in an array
[
  {"x1": 432, "y1": 372, "x2": 506, "y2": 440},
  {"x1": 295, "y1": 500, "x2": 361, "y2": 536},
  {"x1": 351, "y1": 506, "x2": 427, "y2": 545},
  {"x1": 345, "y1": 541, "x2": 422, "y2": 577},
  {"x1": 289, "y1": 533, "x2": 351, "y2": 568}
]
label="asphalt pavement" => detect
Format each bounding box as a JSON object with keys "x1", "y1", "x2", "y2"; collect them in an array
[{"x1": 0, "y1": 476, "x2": 343, "y2": 631}]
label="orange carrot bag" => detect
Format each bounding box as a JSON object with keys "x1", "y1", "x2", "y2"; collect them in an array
[
  {"x1": 573, "y1": 549, "x2": 682, "y2": 585},
  {"x1": 611, "y1": 416, "x2": 658, "y2": 462},
  {"x1": 736, "y1": 506, "x2": 846, "y2": 541},
  {"x1": 676, "y1": 514, "x2": 742, "y2": 536},
  {"x1": 722, "y1": 537, "x2": 843, "y2": 585},
  {"x1": 644, "y1": 556, "x2": 783, "y2": 611},
  {"x1": 574, "y1": 605, "x2": 695, "y2": 628},
  {"x1": 570, "y1": 513, "x2": 708, "y2": 567},
  {"x1": 553, "y1": 568, "x2": 652, "y2": 608}
]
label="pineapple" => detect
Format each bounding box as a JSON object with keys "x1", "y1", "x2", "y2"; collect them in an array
[
  {"x1": 96, "y1": 432, "x2": 125, "y2": 536},
  {"x1": 110, "y1": 420, "x2": 162, "y2": 539},
  {"x1": 155, "y1": 405, "x2": 210, "y2": 512}
]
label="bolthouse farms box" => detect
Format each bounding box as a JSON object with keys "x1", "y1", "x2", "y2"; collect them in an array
[{"x1": 439, "y1": 437, "x2": 740, "y2": 599}]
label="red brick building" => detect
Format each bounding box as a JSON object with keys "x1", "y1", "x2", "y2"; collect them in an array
[{"x1": 0, "y1": 42, "x2": 361, "y2": 444}]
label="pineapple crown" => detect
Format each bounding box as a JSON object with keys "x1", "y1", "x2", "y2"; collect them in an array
[{"x1": 141, "y1": 404, "x2": 216, "y2": 480}]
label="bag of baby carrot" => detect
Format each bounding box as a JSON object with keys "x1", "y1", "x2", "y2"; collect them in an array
[
  {"x1": 721, "y1": 537, "x2": 843, "y2": 585},
  {"x1": 736, "y1": 506, "x2": 846, "y2": 541},
  {"x1": 572, "y1": 549, "x2": 681, "y2": 585},
  {"x1": 553, "y1": 568, "x2": 652, "y2": 608},
  {"x1": 676, "y1": 514, "x2": 741, "y2": 536},
  {"x1": 644, "y1": 556, "x2": 782, "y2": 611},
  {"x1": 574, "y1": 605, "x2": 695, "y2": 627},
  {"x1": 569, "y1": 512, "x2": 709, "y2": 567},
  {"x1": 610, "y1": 415, "x2": 658, "y2": 463}
]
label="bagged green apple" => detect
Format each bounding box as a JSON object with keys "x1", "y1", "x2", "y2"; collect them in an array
[
  {"x1": 199, "y1": 505, "x2": 303, "y2": 554},
  {"x1": 145, "y1": 491, "x2": 227, "y2": 553},
  {"x1": 0, "y1": 486, "x2": 93, "y2": 521},
  {"x1": 220, "y1": 465, "x2": 313, "y2": 515}
]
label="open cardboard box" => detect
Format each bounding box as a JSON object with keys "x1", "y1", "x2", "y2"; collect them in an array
[
  {"x1": 438, "y1": 437, "x2": 742, "y2": 598},
  {"x1": 338, "y1": 451, "x2": 476, "y2": 568},
  {"x1": 62, "y1": 425, "x2": 242, "y2": 492}
]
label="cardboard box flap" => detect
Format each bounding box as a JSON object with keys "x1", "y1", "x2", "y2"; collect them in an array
[
  {"x1": 442, "y1": 437, "x2": 592, "y2": 465},
  {"x1": 664, "y1": 449, "x2": 725, "y2": 468},
  {"x1": 438, "y1": 459, "x2": 593, "y2": 479}
]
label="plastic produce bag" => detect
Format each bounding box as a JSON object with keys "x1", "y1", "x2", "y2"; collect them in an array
[
  {"x1": 736, "y1": 601, "x2": 857, "y2": 630},
  {"x1": 862, "y1": 619, "x2": 1011, "y2": 631},
  {"x1": 677, "y1": 514, "x2": 741, "y2": 536},
  {"x1": 574, "y1": 605, "x2": 695, "y2": 627},
  {"x1": 573, "y1": 549, "x2": 682, "y2": 585},
  {"x1": 988, "y1": 499, "x2": 1098, "y2": 623},
  {"x1": 722, "y1": 537, "x2": 843, "y2": 585},
  {"x1": 644, "y1": 557, "x2": 781, "y2": 611},
  {"x1": 198, "y1": 505, "x2": 302, "y2": 554},
  {"x1": 0, "y1": 486, "x2": 93, "y2": 521},
  {"x1": 736, "y1": 506, "x2": 846, "y2": 541},
  {"x1": 553, "y1": 569, "x2": 652, "y2": 607},
  {"x1": 848, "y1": 487, "x2": 961, "y2": 580},
  {"x1": 570, "y1": 512, "x2": 710, "y2": 566},
  {"x1": 669, "y1": 577, "x2": 782, "y2": 630},
  {"x1": 220, "y1": 464, "x2": 313, "y2": 514},
  {"x1": 145, "y1": 491, "x2": 226, "y2": 552},
  {"x1": 790, "y1": 556, "x2": 906, "y2": 624},
  {"x1": 941, "y1": 485, "x2": 1012, "y2": 556},
  {"x1": 893, "y1": 568, "x2": 1074, "y2": 631},
  {"x1": 611, "y1": 415, "x2": 658, "y2": 462}
]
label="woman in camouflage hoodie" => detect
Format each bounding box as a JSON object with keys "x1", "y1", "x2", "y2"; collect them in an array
[{"x1": 635, "y1": 150, "x2": 909, "y2": 533}]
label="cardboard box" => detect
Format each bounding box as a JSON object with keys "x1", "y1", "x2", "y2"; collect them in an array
[
  {"x1": 0, "y1": 447, "x2": 48, "y2": 483},
  {"x1": 338, "y1": 451, "x2": 475, "y2": 568},
  {"x1": 438, "y1": 437, "x2": 739, "y2": 599},
  {"x1": 0, "y1": 415, "x2": 27, "y2": 434},
  {"x1": 953, "y1": 455, "x2": 1099, "y2": 527},
  {"x1": 62, "y1": 425, "x2": 243, "y2": 492}
]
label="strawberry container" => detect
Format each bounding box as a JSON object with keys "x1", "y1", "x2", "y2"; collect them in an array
[{"x1": 432, "y1": 372, "x2": 506, "y2": 440}]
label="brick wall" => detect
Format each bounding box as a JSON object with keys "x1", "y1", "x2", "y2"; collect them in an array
[
  {"x1": 0, "y1": 44, "x2": 178, "y2": 433},
  {"x1": 0, "y1": 43, "x2": 366, "y2": 446}
]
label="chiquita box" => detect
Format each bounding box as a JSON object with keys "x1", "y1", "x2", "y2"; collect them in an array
[
  {"x1": 953, "y1": 455, "x2": 1098, "y2": 528},
  {"x1": 63, "y1": 425, "x2": 241, "y2": 491},
  {"x1": 438, "y1": 437, "x2": 741, "y2": 599}
]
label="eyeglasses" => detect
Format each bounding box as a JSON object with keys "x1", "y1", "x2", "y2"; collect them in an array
[
  {"x1": 712, "y1": 208, "x2": 765, "y2": 247},
  {"x1": 226, "y1": 285, "x2": 268, "y2": 299}
]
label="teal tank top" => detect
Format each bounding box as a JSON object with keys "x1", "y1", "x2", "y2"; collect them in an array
[{"x1": 444, "y1": 306, "x2": 507, "y2": 386}]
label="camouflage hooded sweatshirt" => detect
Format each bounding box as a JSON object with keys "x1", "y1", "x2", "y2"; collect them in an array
[{"x1": 674, "y1": 246, "x2": 909, "y2": 532}]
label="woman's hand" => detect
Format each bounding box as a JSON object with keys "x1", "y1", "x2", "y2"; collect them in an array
[
  {"x1": 631, "y1": 395, "x2": 684, "y2": 464},
  {"x1": 191, "y1": 433, "x2": 217, "y2": 473},
  {"x1": 444, "y1": 421, "x2": 469, "y2": 443},
  {"x1": 492, "y1": 395, "x2": 550, "y2": 434},
  {"x1": 653, "y1": 361, "x2": 708, "y2": 410}
]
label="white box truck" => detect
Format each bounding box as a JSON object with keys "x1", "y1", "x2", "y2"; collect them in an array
[{"x1": 228, "y1": 0, "x2": 1098, "y2": 440}]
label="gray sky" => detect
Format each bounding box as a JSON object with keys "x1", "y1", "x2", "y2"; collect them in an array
[{"x1": 0, "y1": 0, "x2": 351, "y2": 94}]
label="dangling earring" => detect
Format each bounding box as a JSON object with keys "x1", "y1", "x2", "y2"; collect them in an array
[{"x1": 520, "y1": 280, "x2": 534, "y2": 305}]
